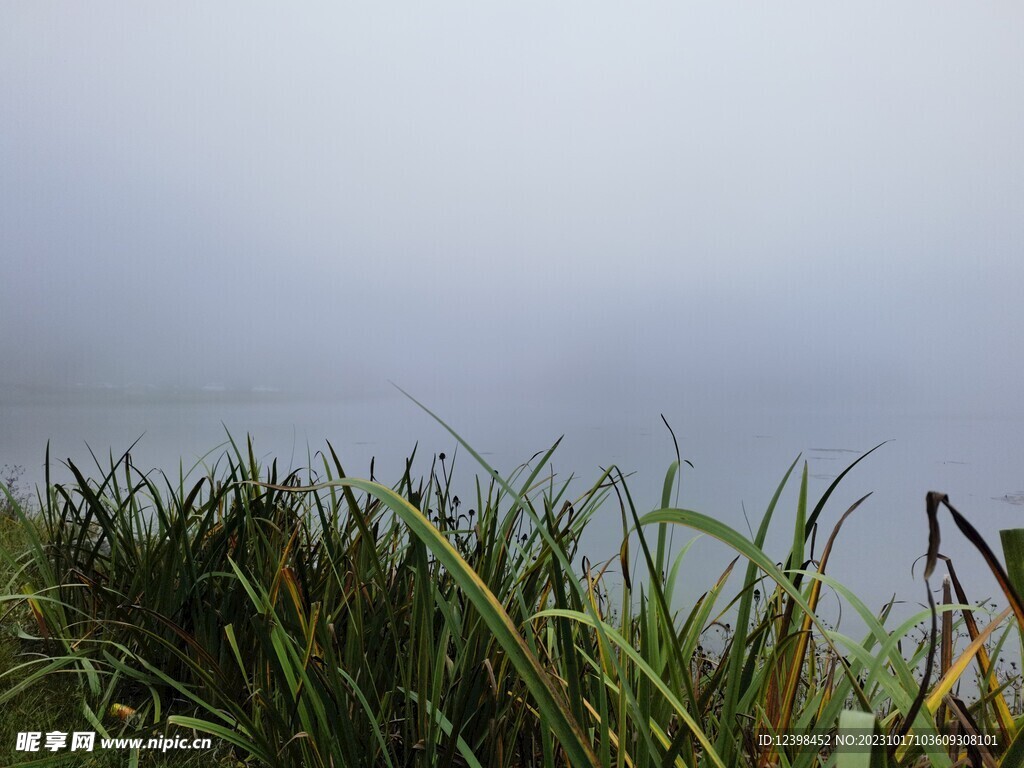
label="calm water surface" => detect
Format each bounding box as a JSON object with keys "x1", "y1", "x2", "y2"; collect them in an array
[{"x1": 3, "y1": 384, "x2": 1022, "y2": 636}]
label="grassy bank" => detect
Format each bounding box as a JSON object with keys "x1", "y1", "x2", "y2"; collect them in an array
[{"x1": 1, "y1": 421, "x2": 1021, "y2": 767}]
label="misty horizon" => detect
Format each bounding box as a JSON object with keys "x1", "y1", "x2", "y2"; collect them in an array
[{"x1": 3, "y1": 3, "x2": 1022, "y2": 424}]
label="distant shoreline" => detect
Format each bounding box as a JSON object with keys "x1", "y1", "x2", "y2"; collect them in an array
[{"x1": 0, "y1": 382, "x2": 389, "y2": 407}]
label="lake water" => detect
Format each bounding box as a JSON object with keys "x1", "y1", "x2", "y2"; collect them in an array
[{"x1": 3, "y1": 382, "x2": 1022, "y2": 639}]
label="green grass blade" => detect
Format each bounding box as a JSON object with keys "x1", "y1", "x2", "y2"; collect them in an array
[{"x1": 252, "y1": 475, "x2": 600, "y2": 768}]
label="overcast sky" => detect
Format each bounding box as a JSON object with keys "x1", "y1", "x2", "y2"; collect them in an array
[{"x1": 2, "y1": 3, "x2": 1022, "y2": 416}]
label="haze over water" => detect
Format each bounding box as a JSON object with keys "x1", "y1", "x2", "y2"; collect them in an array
[{"x1": 2, "y1": 4, "x2": 1023, "y2": 629}]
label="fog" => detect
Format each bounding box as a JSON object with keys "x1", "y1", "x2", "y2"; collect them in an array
[{"x1": 2, "y1": 2, "x2": 1022, "y2": 415}]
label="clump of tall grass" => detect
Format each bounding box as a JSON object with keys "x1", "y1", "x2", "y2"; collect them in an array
[{"x1": 2, "y1": 410, "x2": 1022, "y2": 767}]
